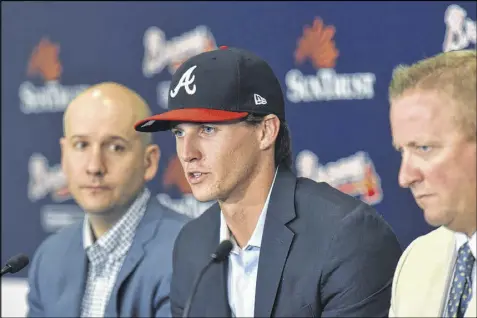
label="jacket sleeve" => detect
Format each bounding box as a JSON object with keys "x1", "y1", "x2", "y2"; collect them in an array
[
  {"x1": 320, "y1": 203, "x2": 403, "y2": 317},
  {"x1": 170, "y1": 226, "x2": 187, "y2": 318},
  {"x1": 153, "y1": 273, "x2": 173, "y2": 318},
  {"x1": 26, "y1": 243, "x2": 46, "y2": 317}
]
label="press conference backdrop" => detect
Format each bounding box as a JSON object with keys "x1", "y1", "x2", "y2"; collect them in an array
[{"x1": 2, "y1": 1, "x2": 476, "y2": 316}]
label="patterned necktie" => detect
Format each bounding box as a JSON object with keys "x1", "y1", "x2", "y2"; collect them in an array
[{"x1": 446, "y1": 242, "x2": 475, "y2": 318}]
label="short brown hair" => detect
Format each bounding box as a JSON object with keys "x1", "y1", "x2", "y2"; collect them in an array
[
  {"x1": 389, "y1": 49, "x2": 476, "y2": 140},
  {"x1": 243, "y1": 114, "x2": 293, "y2": 169}
]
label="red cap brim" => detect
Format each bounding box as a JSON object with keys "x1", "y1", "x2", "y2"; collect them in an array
[{"x1": 134, "y1": 108, "x2": 249, "y2": 132}]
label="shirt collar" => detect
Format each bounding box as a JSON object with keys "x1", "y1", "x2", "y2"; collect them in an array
[
  {"x1": 219, "y1": 168, "x2": 278, "y2": 251},
  {"x1": 454, "y1": 231, "x2": 477, "y2": 260},
  {"x1": 83, "y1": 217, "x2": 94, "y2": 249},
  {"x1": 82, "y1": 187, "x2": 150, "y2": 254}
]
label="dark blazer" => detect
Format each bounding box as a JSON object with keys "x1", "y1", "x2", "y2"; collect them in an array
[
  {"x1": 26, "y1": 196, "x2": 190, "y2": 317},
  {"x1": 171, "y1": 165, "x2": 403, "y2": 317}
]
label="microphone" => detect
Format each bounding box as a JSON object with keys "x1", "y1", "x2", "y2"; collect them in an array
[
  {"x1": 182, "y1": 240, "x2": 233, "y2": 318},
  {"x1": 1, "y1": 254, "x2": 30, "y2": 277}
]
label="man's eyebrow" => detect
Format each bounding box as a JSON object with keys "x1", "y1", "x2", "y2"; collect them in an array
[
  {"x1": 107, "y1": 135, "x2": 130, "y2": 143},
  {"x1": 69, "y1": 135, "x2": 131, "y2": 143}
]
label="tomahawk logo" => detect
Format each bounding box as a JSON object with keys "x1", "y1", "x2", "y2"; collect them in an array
[
  {"x1": 170, "y1": 65, "x2": 197, "y2": 98},
  {"x1": 296, "y1": 150, "x2": 383, "y2": 205},
  {"x1": 254, "y1": 94, "x2": 267, "y2": 105}
]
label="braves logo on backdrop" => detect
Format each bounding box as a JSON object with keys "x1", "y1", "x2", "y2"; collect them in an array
[
  {"x1": 142, "y1": 25, "x2": 217, "y2": 108},
  {"x1": 28, "y1": 153, "x2": 70, "y2": 203},
  {"x1": 156, "y1": 155, "x2": 214, "y2": 219},
  {"x1": 28, "y1": 153, "x2": 83, "y2": 232},
  {"x1": 19, "y1": 37, "x2": 89, "y2": 114},
  {"x1": 286, "y1": 17, "x2": 376, "y2": 103},
  {"x1": 295, "y1": 150, "x2": 383, "y2": 205},
  {"x1": 170, "y1": 65, "x2": 198, "y2": 97},
  {"x1": 443, "y1": 4, "x2": 476, "y2": 52}
]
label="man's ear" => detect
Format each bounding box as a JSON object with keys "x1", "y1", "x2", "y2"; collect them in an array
[
  {"x1": 258, "y1": 115, "x2": 280, "y2": 151},
  {"x1": 144, "y1": 144, "x2": 160, "y2": 182}
]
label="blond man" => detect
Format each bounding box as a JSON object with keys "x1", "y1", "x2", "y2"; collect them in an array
[{"x1": 388, "y1": 50, "x2": 476, "y2": 317}]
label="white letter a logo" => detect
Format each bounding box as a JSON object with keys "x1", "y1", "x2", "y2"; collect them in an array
[{"x1": 170, "y1": 65, "x2": 198, "y2": 98}]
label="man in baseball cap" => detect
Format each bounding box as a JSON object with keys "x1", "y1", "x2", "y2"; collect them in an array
[{"x1": 135, "y1": 46, "x2": 401, "y2": 318}]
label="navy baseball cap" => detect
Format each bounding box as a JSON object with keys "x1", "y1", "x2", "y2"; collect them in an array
[{"x1": 134, "y1": 46, "x2": 285, "y2": 132}]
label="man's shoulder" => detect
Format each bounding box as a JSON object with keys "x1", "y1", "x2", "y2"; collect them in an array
[
  {"x1": 295, "y1": 177, "x2": 369, "y2": 215},
  {"x1": 141, "y1": 197, "x2": 193, "y2": 258},
  {"x1": 392, "y1": 226, "x2": 453, "y2": 297},
  {"x1": 37, "y1": 220, "x2": 83, "y2": 253},
  {"x1": 173, "y1": 203, "x2": 219, "y2": 241},
  {"x1": 146, "y1": 196, "x2": 192, "y2": 229},
  {"x1": 405, "y1": 226, "x2": 453, "y2": 255},
  {"x1": 31, "y1": 220, "x2": 83, "y2": 270},
  {"x1": 291, "y1": 176, "x2": 396, "y2": 244}
]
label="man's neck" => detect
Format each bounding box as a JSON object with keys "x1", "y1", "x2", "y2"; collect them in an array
[
  {"x1": 450, "y1": 216, "x2": 476, "y2": 239},
  {"x1": 465, "y1": 228, "x2": 476, "y2": 238},
  {"x1": 462, "y1": 211, "x2": 476, "y2": 238},
  {"x1": 88, "y1": 208, "x2": 127, "y2": 239},
  {"x1": 87, "y1": 188, "x2": 143, "y2": 240},
  {"x1": 220, "y1": 165, "x2": 276, "y2": 248}
]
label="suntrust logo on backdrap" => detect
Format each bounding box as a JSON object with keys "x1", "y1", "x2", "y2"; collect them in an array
[
  {"x1": 19, "y1": 38, "x2": 89, "y2": 114},
  {"x1": 286, "y1": 18, "x2": 376, "y2": 103}
]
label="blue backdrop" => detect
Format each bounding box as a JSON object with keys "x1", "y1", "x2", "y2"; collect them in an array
[{"x1": 2, "y1": 1, "x2": 476, "y2": 280}]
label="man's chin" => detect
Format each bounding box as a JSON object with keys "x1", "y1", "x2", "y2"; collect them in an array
[
  {"x1": 190, "y1": 189, "x2": 216, "y2": 203},
  {"x1": 80, "y1": 202, "x2": 115, "y2": 216},
  {"x1": 423, "y1": 209, "x2": 449, "y2": 228}
]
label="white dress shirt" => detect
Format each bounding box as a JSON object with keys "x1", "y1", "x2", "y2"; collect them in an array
[{"x1": 219, "y1": 169, "x2": 278, "y2": 318}]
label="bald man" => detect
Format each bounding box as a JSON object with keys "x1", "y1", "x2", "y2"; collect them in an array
[{"x1": 26, "y1": 82, "x2": 190, "y2": 318}]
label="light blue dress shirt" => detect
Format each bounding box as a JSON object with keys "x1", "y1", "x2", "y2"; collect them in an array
[{"x1": 219, "y1": 169, "x2": 277, "y2": 317}]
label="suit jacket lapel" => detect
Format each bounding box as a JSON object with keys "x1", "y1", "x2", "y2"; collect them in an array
[
  {"x1": 53, "y1": 225, "x2": 88, "y2": 317},
  {"x1": 104, "y1": 197, "x2": 163, "y2": 317},
  {"x1": 204, "y1": 260, "x2": 231, "y2": 317},
  {"x1": 422, "y1": 230, "x2": 455, "y2": 317},
  {"x1": 203, "y1": 204, "x2": 232, "y2": 317},
  {"x1": 254, "y1": 166, "x2": 297, "y2": 318}
]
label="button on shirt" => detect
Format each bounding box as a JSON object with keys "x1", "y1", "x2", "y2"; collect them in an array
[
  {"x1": 219, "y1": 169, "x2": 277, "y2": 318},
  {"x1": 80, "y1": 188, "x2": 150, "y2": 318},
  {"x1": 442, "y1": 231, "x2": 476, "y2": 317}
]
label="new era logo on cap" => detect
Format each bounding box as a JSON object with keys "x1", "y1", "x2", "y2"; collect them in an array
[{"x1": 254, "y1": 94, "x2": 267, "y2": 105}]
